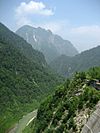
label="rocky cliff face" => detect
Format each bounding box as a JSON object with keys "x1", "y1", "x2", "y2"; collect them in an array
[{"x1": 16, "y1": 25, "x2": 78, "y2": 63}]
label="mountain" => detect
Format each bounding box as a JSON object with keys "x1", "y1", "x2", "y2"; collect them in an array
[
  {"x1": 0, "y1": 23, "x2": 63, "y2": 133},
  {"x1": 16, "y1": 25, "x2": 78, "y2": 63},
  {"x1": 33, "y1": 67, "x2": 100, "y2": 133},
  {"x1": 50, "y1": 46, "x2": 100, "y2": 77}
]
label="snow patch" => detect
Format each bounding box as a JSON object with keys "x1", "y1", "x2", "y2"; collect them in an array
[
  {"x1": 33, "y1": 34, "x2": 37, "y2": 42},
  {"x1": 26, "y1": 32, "x2": 29, "y2": 42}
]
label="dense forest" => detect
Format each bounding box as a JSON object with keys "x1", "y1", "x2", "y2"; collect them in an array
[
  {"x1": 32, "y1": 67, "x2": 100, "y2": 133},
  {"x1": 0, "y1": 22, "x2": 100, "y2": 133},
  {"x1": 0, "y1": 23, "x2": 63, "y2": 133},
  {"x1": 50, "y1": 46, "x2": 100, "y2": 77}
]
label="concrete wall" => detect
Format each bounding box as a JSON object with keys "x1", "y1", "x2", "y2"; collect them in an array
[{"x1": 82, "y1": 102, "x2": 100, "y2": 133}]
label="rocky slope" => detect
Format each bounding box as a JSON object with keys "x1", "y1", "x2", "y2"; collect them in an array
[{"x1": 16, "y1": 25, "x2": 78, "y2": 63}]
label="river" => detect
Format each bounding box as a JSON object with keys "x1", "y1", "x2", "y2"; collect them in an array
[{"x1": 8, "y1": 110, "x2": 37, "y2": 133}]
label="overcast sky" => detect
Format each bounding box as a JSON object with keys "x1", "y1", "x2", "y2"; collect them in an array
[{"x1": 0, "y1": 0, "x2": 100, "y2": 52}]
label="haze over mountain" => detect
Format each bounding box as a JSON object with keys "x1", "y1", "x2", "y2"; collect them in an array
[
  {"x1": 16, "y1": 25, "x2": 78, "y2": 63},
  {"x1": 50, "y1": 45, "x2": 100, "y2": 77},
  {"x1": 1, "y1": 0, "x2": 100, "y2": 52},
  {"x1": 0, "y1": 22, "x2": 63, "y2": 133}
]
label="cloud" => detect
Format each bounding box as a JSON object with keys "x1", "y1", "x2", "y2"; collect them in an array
[
  {"x1": 16, "y1": 1, "x2": 54, "y2": 16},
  {"x1": 68, "y1": 25, "x2": 100, "y2": 51},
  {"x1": 16, "y1": 16, "x2": 33, "y2": 27},
  {"x1": 15, "y1": 3, "x2": 100, "y2": 53},
  {"x1": 15, "y1": 1, "x2": 54, "y2": 27},
  {"x1": 70, "y1": 25, "x2": 100, "y2": 36},
  {"x1": 37, "y1": 20, "x2": 70, "y2": 33}
]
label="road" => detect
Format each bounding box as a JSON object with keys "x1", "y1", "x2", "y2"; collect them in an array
[{"x1": 8, "y1": 110, "x2": 37, "y2": 133}]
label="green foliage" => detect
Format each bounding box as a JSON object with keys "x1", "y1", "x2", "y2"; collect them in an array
[
  {"x1": 50, "y1": 46, "x2": 100, "y2": 77},
  {"x1": 0, "y1": 23, "x2": 63, "y2": 133},
  {"x1": 86, "y1": 67, "x2": 100, "y2": 79},
  {"x1": 33, "y1": 67, "x2": 100, "y2": 132}
]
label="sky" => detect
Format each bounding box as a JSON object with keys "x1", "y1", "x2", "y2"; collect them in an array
[{"x1": 0, "y1": 0, "x2": 100, "y2": 52}]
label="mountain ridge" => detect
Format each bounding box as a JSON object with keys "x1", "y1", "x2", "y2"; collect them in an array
[
  {"x1": 50, "y1": 45, "x2": 100, "y2": 77},
  {"x1": 0, "y1": 22, "x2": 63, "y2": 133},
  {"x1": 16, "y1": 25, "x2": 78, "y2": 63}
]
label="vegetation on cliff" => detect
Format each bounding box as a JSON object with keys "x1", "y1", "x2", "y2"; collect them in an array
[{"x1": 33, "y1": 67, "x2": 100, "y2": 133}]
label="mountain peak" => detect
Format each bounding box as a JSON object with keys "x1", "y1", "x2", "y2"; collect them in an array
[{"x1": 16, "y1": 25, "x2": 78, "y2": 63}]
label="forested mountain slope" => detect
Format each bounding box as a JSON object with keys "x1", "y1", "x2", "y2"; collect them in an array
[
  {"x1": 50, "y1": 46, "x2": 100, "y2": 77},
  {"x1": 16, "y1": 25, "x2": 78, "y2": 63},
  {"x1": 33, "y1": 67, "x2": 100, "y2": 133},
  {"x1": 0, "y1": 23, "x2": 63, "y2": 133}
]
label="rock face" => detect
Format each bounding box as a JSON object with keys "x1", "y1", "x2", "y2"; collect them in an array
[
  {"x1": 16, "y1": 25, "x2": 78, "y2": 63},
  {"x1": 82, "y1": 102, "x2": 100, "y2": 133}
]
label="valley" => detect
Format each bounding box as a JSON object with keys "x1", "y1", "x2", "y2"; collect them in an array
[
  {"x1": 0, "y1": 1, "x2": 100, "y2": 132},
  {"x1": 0, "y1": 21, "x2": 100, "y2": 133},
  {"x1": 0, "y1": 23, "x2": 63, "y2": 133}
]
